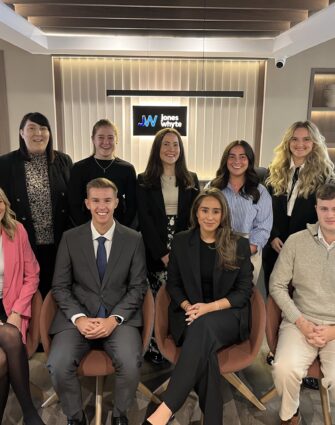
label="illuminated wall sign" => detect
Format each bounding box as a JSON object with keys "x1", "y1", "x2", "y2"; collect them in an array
[{"x1": 133, "y1": 106, "x2": 187, "y2": 136}]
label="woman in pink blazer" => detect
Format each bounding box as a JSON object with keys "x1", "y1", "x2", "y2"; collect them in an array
[{"x1": 0, "y1": 187, "x2": 45, "y2": 425}]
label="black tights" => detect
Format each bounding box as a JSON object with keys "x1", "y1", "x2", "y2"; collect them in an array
[{"x1": 0, "y1": 323, "x2": 45, "y2": 425}]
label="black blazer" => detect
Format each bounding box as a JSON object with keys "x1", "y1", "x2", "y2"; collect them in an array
[
  {"x1": 268, "y1": 186, "x2": 318, "y2": 243},
  {"x1": 136, "y1": 172, "x2": 199, "y2": 272},
  {"x1": 0, "y1": 149, "x2": 73, "y2": 250},
  {"x1": 167, "y1": 228, "x2": 253, "y2": 345}
]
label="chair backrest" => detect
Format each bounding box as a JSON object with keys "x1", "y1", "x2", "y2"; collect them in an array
[
  {"x1": 141, "y1": 287, "x2": 155, "y2": 355},
  {"x1": 218, "y1": 287, "x2": 266, "y2": 372},
  {"x1": 154, "y1": 285, "x2": 266, "y2": 370},
  {"x1": 265, "y1": 295, "x2": 282, "y2": 354},
  {"x1": 154, "y1": 285, "x2": 180, "y2": 364},
  {"x1": 26, "y1": 290, "x2": 43, "y2": 358},
  {"x1": 255, "y1": 166, "x2": 268, "y2": 184},
  {"x1": 39, "y1": 291, "x2": 58, "y2": 355},
  {"x1": 265, "y1": 294, "x2": 321, "y2": 378},
  {"x1": 40, "y1": 288, "x2": 154, "y2": 356}
]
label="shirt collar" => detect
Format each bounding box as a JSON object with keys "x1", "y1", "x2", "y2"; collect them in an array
[
  {"x1": 90, "y1": 221, "x2": 115, "y2": 241},
  {"x1": 317, "y1": 225, "x2": 335, "y2": 249},
  {"x1": 289, "y1": 157, "x2": 305, "y2": 171}
]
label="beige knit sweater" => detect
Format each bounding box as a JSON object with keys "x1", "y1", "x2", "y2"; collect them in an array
[{"x1": 269, "y1": 222, "x2": 335, "y2": 324}]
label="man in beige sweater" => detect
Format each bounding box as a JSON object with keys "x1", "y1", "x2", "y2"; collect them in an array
[{"x1": 270, "y1": 183, "x2": 335, "y2": 425}]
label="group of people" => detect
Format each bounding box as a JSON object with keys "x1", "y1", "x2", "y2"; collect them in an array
[{"x1": 0, "y1": 111, "x2": 334, "y2": 425}]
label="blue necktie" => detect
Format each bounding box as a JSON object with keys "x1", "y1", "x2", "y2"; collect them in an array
[
  {"x1": 96, "y1": 236, "x2": 107, "y2": 282},
  {"x1": 96, "y1": 236, "x2": 107, "y2": 318}
]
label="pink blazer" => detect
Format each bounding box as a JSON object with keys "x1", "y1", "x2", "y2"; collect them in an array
[{"x1": 2, "y1": 222, "x2": 39, "y2": 344}]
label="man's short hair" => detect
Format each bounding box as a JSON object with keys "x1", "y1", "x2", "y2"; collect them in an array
[
  {"x1": 316, "y1": 183, "x2": 335, "y2": 201},
  {"x1": 86, "y1": 177, "x2": 118, "y2": 197}
]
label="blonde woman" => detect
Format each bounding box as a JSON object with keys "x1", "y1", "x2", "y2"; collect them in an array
[
  {"x1": 0, "y1": 188, "x2": 45, "y2": 425},
  {"x1": 263, "y1": 121, "x2": 334, "y2": 294}
]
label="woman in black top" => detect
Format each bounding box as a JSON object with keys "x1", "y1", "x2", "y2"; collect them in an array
[
  {"x1": 263, "y1": 121, "x2": 334, "y2": 294},
  {"x1": 68, "y1": 119, "x2": 137, "y2": 227},
  {"x1": 143, "y1": 188, "x2": 253, "y2": 425},
  {"x1": 0, "y1": 112, "x2": 72, "y2": 297},
  {"x1": 137, "y1": 128, "x2": 199, "y2": 295}
]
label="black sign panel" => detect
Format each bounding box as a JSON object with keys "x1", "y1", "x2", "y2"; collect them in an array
[{"x1": 133, "y1": 106, "x2": 187, "y2": 136}]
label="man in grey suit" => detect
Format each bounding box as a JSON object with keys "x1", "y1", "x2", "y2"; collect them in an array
[{"x1": 47, "y1": 177, "x2": 147, "y2": 425}]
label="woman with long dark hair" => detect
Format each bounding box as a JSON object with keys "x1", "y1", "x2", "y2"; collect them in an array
[
  {"x1": 0, "y1": 188, "x2": 45, "y2": 425},
  {"x1": 143, "y1": 188, "x2": 253, "y2": 425},
  {"x1": 0, "y1": 112, "x2": 72, "y2": 297},
  {"x1": 137, "y1": 128, "x2": 199, "y2": 294},
  {"x1": 209, "y1": 140, "x2": 272, "y2": 284},
  {"x1": 137, "y1": 128, "x2": 199, "y2": 362}
]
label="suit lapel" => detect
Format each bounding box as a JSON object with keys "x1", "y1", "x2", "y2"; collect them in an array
[
  {"x1": 213, "y1": 254, "x2": 222, "y2": 296},
  {"x1": 151, "y1": 185, "x2": 166, "y2": 217},
  {"x1": 80, "y1": 223, "x2": 101, "y2": 288},
  {"x1": 1, "y1": 230, "x2": 15, "y2": 298},
  {"x1": 187, "y1": 229, "x2": 202, "y2": 297}
]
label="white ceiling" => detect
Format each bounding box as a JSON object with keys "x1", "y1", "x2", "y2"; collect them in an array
[{"x1": 0, "y1": 0, "x2": 335, "y2": 60}]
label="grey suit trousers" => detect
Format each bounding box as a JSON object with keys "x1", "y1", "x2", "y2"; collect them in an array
[{"x1": 47, "y1": 324, "x2": 142, "y2": 420}]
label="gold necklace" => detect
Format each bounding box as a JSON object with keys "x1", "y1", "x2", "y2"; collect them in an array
[{"x1": 94, "y1": 157, "x2": 115, "y2": 174}]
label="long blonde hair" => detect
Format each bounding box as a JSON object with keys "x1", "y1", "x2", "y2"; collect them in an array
[
  {"x1": 0, "y1": 188, "x2": 17, "y2": 240},
  {"x1": 266, "y1": 121, "x2": 335, "y2": 198},
  {"x1": 190, "y1": 188, "x2": 239, "y2": 270}
]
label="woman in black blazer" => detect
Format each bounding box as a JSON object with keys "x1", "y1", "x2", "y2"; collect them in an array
[
  {"x1": 143, "y1": 188, "x2": 253, "y2": 425},
  {"x1": 0, "y1": 112, "x2": 72, "y2": 298},
  {"x1": 263, "y1": 121, "x2": 334, "y2": 295},
  {"x1": 137, "y1": 128, "x2": 199, "y2": 294}
]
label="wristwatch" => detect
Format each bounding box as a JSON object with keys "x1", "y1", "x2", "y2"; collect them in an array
[{"x1": 114, "y1": 316, "x2": 123, "y2": 325}]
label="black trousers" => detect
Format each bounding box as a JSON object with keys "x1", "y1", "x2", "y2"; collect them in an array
[
  {"x1": 262, "y1": 244, "x2": 278, "y2": 296},
  {"x1": 34, "y1": 244, "x2": 57, "y2": 298},
  {"x1": 163, "y1": 309, "x2": 241, "y2": 425}
]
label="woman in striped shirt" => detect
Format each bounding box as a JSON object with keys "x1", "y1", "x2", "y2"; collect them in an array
[{"x1": 209, "y1": 140, "x2": 272, "y2": 284}]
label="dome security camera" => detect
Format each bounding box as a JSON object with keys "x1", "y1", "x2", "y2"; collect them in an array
[{"x1": 275, "y1": 57, "x2": 287, "y2": 69}]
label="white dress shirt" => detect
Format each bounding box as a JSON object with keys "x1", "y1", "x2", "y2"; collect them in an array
[{"x1": 287, "y1": 159, "x2": 305, "y2": 217}]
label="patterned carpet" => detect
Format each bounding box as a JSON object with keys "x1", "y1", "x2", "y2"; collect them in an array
[{"x1": 2, "y1": 341, "x2": 334, "y2": 425}]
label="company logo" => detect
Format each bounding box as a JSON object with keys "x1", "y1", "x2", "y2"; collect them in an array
[
  {"x1": 138, "y1": 115, "x2": 158, "y2": 127},
  {"x1": 133, "y1": 106, "x2": 187, "y2": 136}
]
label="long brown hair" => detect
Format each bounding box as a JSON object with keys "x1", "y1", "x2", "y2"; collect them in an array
[
  {"x1": 190, "y1": 187, "x2": 239, "y2": 270},
  {"x1": 0, "y1": 188, "x2": 17, "y2": 240},
  {"x1": 142, "y1": 128, "x2": 195, "y2": 189},
  {"x1": 211, "y1": 140, "x2": 260, "y2": 203}
]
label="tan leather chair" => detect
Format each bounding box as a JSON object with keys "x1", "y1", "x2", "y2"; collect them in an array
[
  {"x1": 260, "y1": 295, "x2": 332, "y2": 425},
  {"x1": 154, "y1": 285, "x2": 266, "y2": 411},
  {"x1": 40, "y1": 288, "x2": 159, "y2": 425}
]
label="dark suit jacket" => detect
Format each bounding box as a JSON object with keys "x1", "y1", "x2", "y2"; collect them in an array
[
  {"x1": 0, "y1": 149, "x2": 72, "y2": 250},
  {"x1": 50, "y1": 221, "x2": 148, "y2": 334},
  {"x1": 268, "y1": 187, "x2": 318, "y2": 243},
  {"x1": 136, "y1": 172, "x2": 199, "y2": 272},
  {"x1": 167, "y1": 228, "x2": 253, "y2": 345}
]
